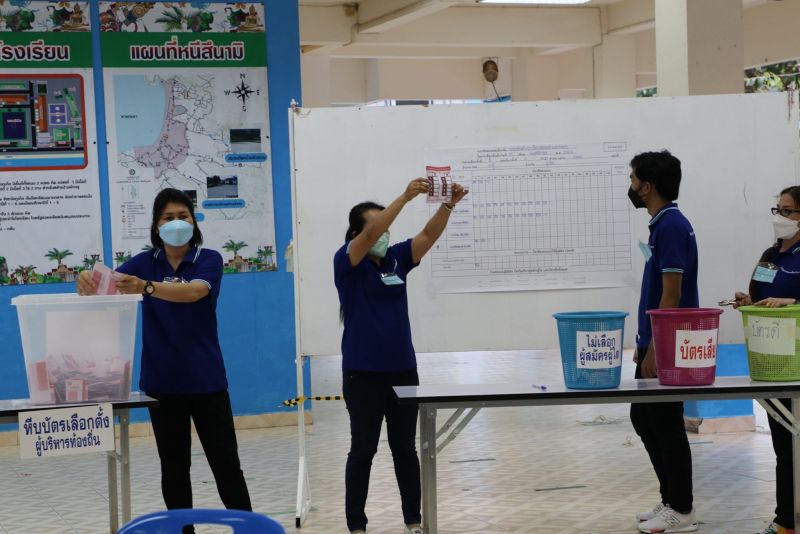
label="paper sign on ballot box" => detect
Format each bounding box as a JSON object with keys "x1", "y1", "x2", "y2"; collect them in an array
[{"x1": 18, "y1": 403, "x2": 115, "y2": 459}]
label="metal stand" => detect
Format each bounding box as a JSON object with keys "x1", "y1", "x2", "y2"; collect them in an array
[
  {"x1": 420, "y1": 404, "x2": 437, "y2": 534},
  {"x1": 295, "y1": 355, "x2": 312, "y2": 528},
  {"x1": 105, "y1": 408, "x2": 132, "y2": 533}
]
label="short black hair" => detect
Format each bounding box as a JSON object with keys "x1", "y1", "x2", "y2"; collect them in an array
[
  {"x1": 150, "y1": 188, "x2": 203, "y2": 249},
  {"x1": 779, "y1": 186, "x2": 800, "y2": 207},
  {"x1": 345, "y1": 201, "x2": 385, "y2": 242},
  {"x1": 630, "y1": 150, "x2": 682, "y2": 201}
]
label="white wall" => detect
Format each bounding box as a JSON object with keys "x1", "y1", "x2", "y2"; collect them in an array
[
  {"x1": 373, "y1": 59, "x2": 485, "y2": 101},
  {"x1": 635, "y1": 28, "x2": 656, "y2": 88},
  {"x1": 513, "y1": 50, "x2": 559, "y2": 102},
  {"x1": 557, "y1": 47, "x2": 595, "y2": 99},
  {"x1": 744, "y1": 0, "x2": 800, "y2": 67},
  {"x1": 331, "y1": 59, "x2": 368, "y2": 105}
]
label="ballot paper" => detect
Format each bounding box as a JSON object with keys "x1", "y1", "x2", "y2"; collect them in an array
[
  {"x1": 425, "y1": 165, "x2": 453, "y2": 204},
  {"x1": 91, "y1": 263, "x2": 121, "y2": 295}
]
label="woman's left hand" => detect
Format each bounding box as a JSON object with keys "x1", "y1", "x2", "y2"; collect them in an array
[
  {"x1": 754, "y1": 297, "x2": 797, "y2": 308},
  {"x1": 451, "y1": 183, "x2": 469, "y2": 204},
  {"x1": 115, "y1": 274, "x2": 145, "y2": 295}
]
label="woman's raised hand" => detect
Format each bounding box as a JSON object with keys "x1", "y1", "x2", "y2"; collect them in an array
[
  {"x1": 450, "y1": 183, "x2": 469, "y2": 205},
  {"x1": 403, "y1": 178, "x2": 430, "y2": 202}
]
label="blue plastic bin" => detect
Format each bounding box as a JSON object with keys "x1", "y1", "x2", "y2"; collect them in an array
[{"x1": 553, "y1": 311, "x2": 628, "y2": 389}]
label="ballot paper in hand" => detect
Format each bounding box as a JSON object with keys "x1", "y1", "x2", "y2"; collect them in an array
[
  {"x1": 425, "y1": 165, "x2": 453, "y2": 204},
  {"x1": 91, "y1": 263, "x2": 121, "y2": 295}
]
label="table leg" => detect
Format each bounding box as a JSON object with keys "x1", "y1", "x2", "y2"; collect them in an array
[
  {"x1": 120, "y1": 409, "x2": 131, "y2": 524},
  {"x1": 107, "y1": 448, "x2": 119, "y2": 534},
  {"x1": 793, "y1": 397, "x2": 800, "y2": 532},
  {"x1": 420, "y1": 404, "x2": 437, "y2": 534}
]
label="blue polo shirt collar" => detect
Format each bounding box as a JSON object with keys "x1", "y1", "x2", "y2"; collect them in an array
[
  {"x1": 776, "y1": 241, "x2": 800, "y2": 255},
  {"x1": 153, "y1": 247, "x2": 202, "y2": 263},
  {"x1": 648, "y1": 203, "x2": 679, "y2": 227}
]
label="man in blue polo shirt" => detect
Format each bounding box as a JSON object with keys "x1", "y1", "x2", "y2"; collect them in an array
[{"x1": 628, "y1": 151, "x2": 699, "y2": 533}]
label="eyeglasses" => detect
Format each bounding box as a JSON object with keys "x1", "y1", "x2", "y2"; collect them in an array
[{"x1": 771, "y1": 207, "x2": 800, "y2": 217}]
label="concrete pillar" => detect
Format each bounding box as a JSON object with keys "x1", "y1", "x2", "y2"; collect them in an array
[
  {"x1": 593, "y1": 33, "x2": 637, "y2": 99},
  {"x1": 655, "y1": 0, "x2": 743, "y2": 96},
  {"x1": 557, "y1": 47, "x2": 595, "y2": 99},
  {"x1": 365, "y1": 59, "x2": 381, "y2": 102},
  {"x1": 512, "y1": 49, "x2": 559, "y2": 102}
]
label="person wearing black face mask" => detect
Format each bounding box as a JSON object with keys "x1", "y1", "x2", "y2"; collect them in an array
[
  {"x1": 627, "y1": 151, "x2": 700, "y2": 534},
  {"x1": 628, "y1": 181, "x2": 648, "y2": 210}
]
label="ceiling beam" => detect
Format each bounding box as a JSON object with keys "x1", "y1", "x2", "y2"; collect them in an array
[
  {"x1": 326, "y1": 45, "x2": 521, "y2": 60},
  {"x1": 299, "y1": 5, "x2": 355, "y2": 47},
  {"x1": 350, "y1": 6, "x2": 602, "y2": 48},
  {"x1": 357, "y1": 0, "x2": 461, "y2": 34},
  {"x1": 603, "y1": 0, "x2": 654, "y2": 35}
]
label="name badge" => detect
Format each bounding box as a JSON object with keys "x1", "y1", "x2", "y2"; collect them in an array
[
  {"x1": 380, "y1": 274, "x2": 405, "y2": 286},
  {"x1": 638, "y1": 241, "x2": 653, "y2": 262},
  {"x1": 753, "y1": 263, "x2": 778, "y2": 284}
]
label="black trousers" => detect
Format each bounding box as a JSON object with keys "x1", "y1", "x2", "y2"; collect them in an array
[
  {"x1": 343, "y1": 368, "x2": 422, "y2": 532},
  {"x1": 769, "y1": 398, "x2": 794, "y2": 529},
  {"x1": 148, "y1": 390, "x2": 252, "y2": 534},
  {"x1": 630, "y1": 348, "x2": 694, "y2": 513}
]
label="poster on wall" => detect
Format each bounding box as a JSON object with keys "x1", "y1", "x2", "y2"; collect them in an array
[
  {"x1": 101, "y1": 2, "x2": 277, "y2": 273},
  {"x1": 0, "y1": 1, "x2": 103, "y2": 286}
]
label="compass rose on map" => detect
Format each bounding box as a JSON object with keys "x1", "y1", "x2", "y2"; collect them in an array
[{"x1": 229, "y1": 73, "x2": 260, "y2": 112}]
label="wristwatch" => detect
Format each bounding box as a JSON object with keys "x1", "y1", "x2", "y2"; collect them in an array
[{"x1": 142, "y1": 280, "x2": 155, "y2": 296}]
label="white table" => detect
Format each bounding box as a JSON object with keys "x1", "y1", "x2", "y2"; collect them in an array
[
  {"x1": 395, "y1": 376, "x2": 800, "y2": 534},
  {"x1": 0, "y1": 393, "x2": 157, "y2": 534}
]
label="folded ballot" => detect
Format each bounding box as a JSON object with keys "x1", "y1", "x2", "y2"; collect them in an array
[{"x1": 91, "y1": 263, "x2": 122, "y2": 295}]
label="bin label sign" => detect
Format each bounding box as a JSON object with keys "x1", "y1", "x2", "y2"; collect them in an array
[
  {"x1": 18, "y1": 403, "x2": 114, "y2": 460},
  {"x1": 674, "y1": 329, "x2": 718, "y2": 368},
  {"x1": 746, "y1": 316, "x2": 796, "y2": 356},
  {"x1": 576, "y1": 330, "x2": 622, "y2": 369}
]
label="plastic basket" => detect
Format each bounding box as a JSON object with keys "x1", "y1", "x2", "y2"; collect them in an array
[
  {"x1": 11, "y1": 293, "x2": 142, "y2": 405},
  {"x1": 739, "y1": 305, "x2": 800, "y2": 381},
  {"x1": 647, "y1": 308, "x2": 723, "y2": 386},
  {"x1": 553, "y1": 311, "x2": 628, "y2": 389}
]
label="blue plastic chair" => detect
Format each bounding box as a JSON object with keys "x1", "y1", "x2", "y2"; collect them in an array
[{"x1": 117, "y1": 509, "x2": 286, "y2": 534}]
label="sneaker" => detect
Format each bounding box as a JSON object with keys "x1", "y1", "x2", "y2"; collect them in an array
[
  {"x1": 758, "y1": 522, "x2": 794, "y2": 534},
  {"x1": 637, "y1": 502, "x2": 667, "y2": 522},
  {"x1": 404, "y1": 526, "x2": 423, "y2": 534},
  {"x1": 637, "y1": 506, "x2": 698, "y2": 533}
]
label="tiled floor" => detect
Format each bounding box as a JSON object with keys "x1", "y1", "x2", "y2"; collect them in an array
[{"x1": 0, "y1": 351, "x2": 783, "y2": 533}]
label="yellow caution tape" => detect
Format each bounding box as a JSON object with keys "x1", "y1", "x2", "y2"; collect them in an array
[{"x1": 280, "y1": 395, "x2": 343, "y2": 407}]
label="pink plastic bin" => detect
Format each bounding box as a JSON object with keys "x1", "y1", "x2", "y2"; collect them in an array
[{"x1": 647, "y1": 308, "x2": 723, "y2": 386}]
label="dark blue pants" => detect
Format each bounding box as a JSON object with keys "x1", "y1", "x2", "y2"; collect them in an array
[
  {"x1": 769, "y1": 398, "x2": 794, "y2": 528},
  {"x1": 343, "y1": 368, "x2": 421, "y2": 532},
  {"x1": 630, "y1": 348, "x2": 694, "y2": 513}
]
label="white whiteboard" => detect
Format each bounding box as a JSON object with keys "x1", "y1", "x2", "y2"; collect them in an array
[
  {"x1": 292, "y1": 93, "x2": 800, "y2": 356},
  {"x1": 422, "y1": 142, "x2": 634, "y2": 293}
]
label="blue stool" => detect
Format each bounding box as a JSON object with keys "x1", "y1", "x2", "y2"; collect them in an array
[{"x1": 117, "y1": 509, "x2": 285, "y2": 534}]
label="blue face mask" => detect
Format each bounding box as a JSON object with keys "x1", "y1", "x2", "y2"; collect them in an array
[
  {"x1": 159, "y1": 219, "x2": 194, "y2": 247},
  {"x1": 369, "y1": 232, "x2": 390, "y2": 258}
]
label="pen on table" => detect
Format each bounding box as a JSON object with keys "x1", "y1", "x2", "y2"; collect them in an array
[{"x1": 533, "y1": 384, "x2": 548, "y2": 391}]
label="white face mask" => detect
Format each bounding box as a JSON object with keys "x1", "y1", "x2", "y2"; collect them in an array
[{"x1": 773, "y1": 213, "x2": 800, "y2": 240}]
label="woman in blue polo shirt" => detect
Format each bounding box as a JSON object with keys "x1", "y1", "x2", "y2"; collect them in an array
[
  {"x1": 76, "y1": 188, "x2": 251, "y2": 533},
  {"x1": 335, "y1": 178, "x2": 468, "y2": 534},
  {"x1": 733, "y1": 186, "x2": 800, "y2": 534}
]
